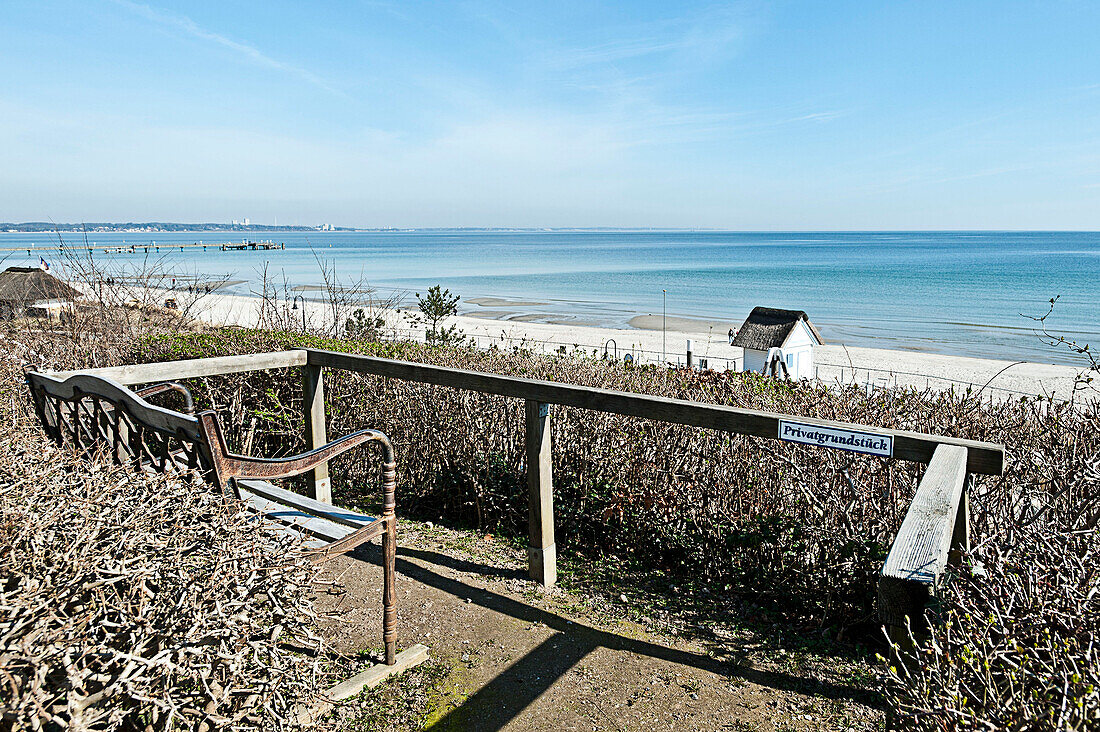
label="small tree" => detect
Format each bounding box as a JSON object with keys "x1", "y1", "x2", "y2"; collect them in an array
[
  {"x1": 344, "y1": 307, "x2": 386, "y2": 340},
  {"x1": 408, "y1": 285, "x2": 464, "y2": 345}
]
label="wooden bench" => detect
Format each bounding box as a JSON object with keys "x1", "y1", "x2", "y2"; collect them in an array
[{"x1": 25, "y1": 369, "x2": 426, "y2": 681}]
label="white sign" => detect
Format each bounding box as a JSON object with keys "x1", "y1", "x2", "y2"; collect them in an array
[{"x1": 778, "y1": 420, "x2": 893, "y2": 457}]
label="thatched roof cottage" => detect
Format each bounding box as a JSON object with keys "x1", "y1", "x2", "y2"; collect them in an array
[
  {"x1": 0, "y1": 266, "x2": 82, "y2": 320},
  {"x1": 732, "y1": 307, "x2": 824, "y2": 378}
]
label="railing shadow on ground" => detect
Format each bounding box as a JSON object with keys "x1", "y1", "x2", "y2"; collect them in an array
[{"x1": 352, "y1": 543, "x2": 882, "y2": 732}]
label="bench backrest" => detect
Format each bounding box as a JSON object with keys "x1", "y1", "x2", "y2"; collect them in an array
[{"x1": 25, "y1": 371, "x2": 211, "y2": 476}]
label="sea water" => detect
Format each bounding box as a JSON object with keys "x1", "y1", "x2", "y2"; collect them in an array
[{"x1": 2, "y1": 230, "x2": 1096, "y2": 364}]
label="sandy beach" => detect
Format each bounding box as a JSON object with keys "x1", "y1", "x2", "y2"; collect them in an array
[{"x1": 168, "y1": 287, "x2": 1090, "y2": 403}]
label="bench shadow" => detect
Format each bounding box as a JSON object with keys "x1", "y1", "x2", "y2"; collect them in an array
[{"x1": 352, "y1": 544, "x2": 880, "y2": 731}]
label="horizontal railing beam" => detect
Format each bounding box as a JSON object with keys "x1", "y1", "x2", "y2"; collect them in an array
[
  {"x1": 51, "y1": 348, "x2": 1004, "y2": 474},
  {"x1": 52, "y1": 350, "x2": 309, "y2": 386},
  {"x1": 305, "y1": 349, "x2": 1004, "y2": 475}
]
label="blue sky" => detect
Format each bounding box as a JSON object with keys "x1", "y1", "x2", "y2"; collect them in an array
[{"x1": 2, "y1": 1, "x2": 1099, "y2": 228}]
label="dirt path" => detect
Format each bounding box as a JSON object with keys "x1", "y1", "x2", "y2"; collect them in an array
[{"x1": 313, "y1": 521, "x2": 882, "y2": 731}]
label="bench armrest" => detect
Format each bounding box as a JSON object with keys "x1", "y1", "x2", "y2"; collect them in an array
[{"x1": 198, "y1": 411, "x2": 394, "y2": 484}]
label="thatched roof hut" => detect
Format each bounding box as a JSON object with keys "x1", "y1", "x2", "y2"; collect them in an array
[
  {"x1": 733, "y1": 307, "x2": 824, "y2": 379},
  {"x1": 0, "y1": 267, "x2": 81, "y2": 304},
  {"x1": 731, "y1": 307, "x2": 824, "y2": 351}
]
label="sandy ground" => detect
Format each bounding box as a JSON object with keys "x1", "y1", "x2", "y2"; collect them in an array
[
  {"x1": 315, "y1": 519, "x2": 881, "y2": 731},
  {"x1": 176, "y1": 288, "x2": 1087, "y2": 402},
  {"x1": 813, "y1": 345, "x2": 1083, "y2": 402}
]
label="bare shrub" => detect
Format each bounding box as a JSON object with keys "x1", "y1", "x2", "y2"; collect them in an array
[
  {"x1": 254, "y1": 256, "x2": 403, "y2": 339},
  {"x1": 878, "y1": 322, "x2": 1100, "y2": 729},
  {"x1": 1027, "y1": 295, "x2": 1099, "y2": 396},
  {"x1": 0, "y1": 418, "x2": 332, "y2": 729},
  {"x1": 880, "y1": 525, "x2": 1100, "y2": 729},
  {"x1": 0, "y1": 308, "x2": 345, "y2": 729},
  {"x1": 129, "y1": 329, "x2": 1062, "y2": 630}
]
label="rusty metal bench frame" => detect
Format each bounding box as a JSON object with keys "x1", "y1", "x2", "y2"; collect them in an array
[{"x1": 24, "y1": 369, "x2": 403, "y2": 667}]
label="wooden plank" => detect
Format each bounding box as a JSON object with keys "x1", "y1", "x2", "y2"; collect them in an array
[
  {"x1": 239, "y1": 493, "x2": 356, "y2": 543},
  {"x1": 51, "y1": 350, "x2": 308, "y2": 386},
  {"x1": 301, "y1": 364, "x2": 331, "y2": 502},
  {"x1": 327, "y1": 644, "x2": 430, "y2": 701},
  {"x1": 296, "y1": 644, "x2": 431, "y2": 723},
  {"x1": 949, "y1": 475, "x2": 971, "y2": 567},
  {"x1": 525, "y1": 401, "x2": 556, "y2": 587},
  {"x1": 306, "y1": 349, "x2": 1005, "y2": 475},
  {"x1": 238, "y1": 482, "x2": 377, "y2": 544},
  {"x1": 241, "y1": 510, "x2": 329, "y2": 550},
  {"x1": 236, "y1": 478, "x2": 380, "y2": 530},
  {"x1": 878, "y1": 444, "x2": 969, "y2": 630}
]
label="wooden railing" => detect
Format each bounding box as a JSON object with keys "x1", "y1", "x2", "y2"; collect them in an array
[
  {"x1": 879, "y1": 443, "x2": 972, "y2": 645},
  {"x1": 55, "y1": 347, "x2": 1004, "y2": 640}
]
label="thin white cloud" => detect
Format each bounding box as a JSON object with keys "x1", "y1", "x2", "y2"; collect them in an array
[
  {"x1": 790, "y1": 111, "x2": 845, "y2": 123},
  {"x1": 535, "y1": 3, "x2": 755, "y2": 72},
  {"x1": 109, "y1": 0, "x2": 342, "y2": 95},
  {"x1": 543, "y1": 38, "x2": 685, "y2": 70}
]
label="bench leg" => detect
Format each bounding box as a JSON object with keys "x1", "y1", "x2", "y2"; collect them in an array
[
  {"x1": 382, "y1": 459, "x2": 397, "y2": 665},
  {"x1": 383, "y1": 520, "x2": 396, "y2": 665}
]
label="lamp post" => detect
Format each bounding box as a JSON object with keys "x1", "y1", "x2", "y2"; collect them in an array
[
  {"x1": 662, "y1": 289, "x2": 667, "y2": 364},
  {"x1": 291, "y1": 295, "x2": 306, "y2": 332}
]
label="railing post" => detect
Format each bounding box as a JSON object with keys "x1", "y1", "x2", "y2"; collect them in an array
[
  {"x1": 302, "y1": 364, "x2": 331, "y2": 503},
  {"x1": 525, "y1": 400, "x2": 556, "y2": 587}
]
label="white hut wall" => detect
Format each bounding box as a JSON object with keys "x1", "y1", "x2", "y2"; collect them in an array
[{"x1": 781, "y1": 321, "x2": 818, "y2": 379}]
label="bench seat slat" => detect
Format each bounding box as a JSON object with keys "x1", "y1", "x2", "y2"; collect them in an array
[
  {"x1": 236, "y1": 478, "x2": 380, "y2": 529},
  {"x1": 242, "y1": 511, "x2": 330, "y2": 550},
  {"x1": 241, "y1": 492, "x2": 358, "y2": 543},
  {"x1": 237, "y1": 479, "x2": 382, "y2": 545}
]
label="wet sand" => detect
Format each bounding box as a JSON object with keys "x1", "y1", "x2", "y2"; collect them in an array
[
  {"x1": 629, "y1": 314, "x2": 740, "y2": 334},
  {"x1": 466, "y1": 297, "x2": 549, "y2": 308}
]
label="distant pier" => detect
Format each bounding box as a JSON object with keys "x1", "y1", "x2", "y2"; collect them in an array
[
  {"x1": 0, "y1": 239, "x2": 286, "y2": 255},
  {"x1": 219, "y1": 240, "x2": 285, "y2": 251}
]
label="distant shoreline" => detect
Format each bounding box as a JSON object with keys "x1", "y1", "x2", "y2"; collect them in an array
[
  {"x1": 2, "y1": 224, "x2": 722, "y2": 234},
  {"x1": 6, "y1": 226, "x2": 1100, "y2": 234},
  {"x1": 0, "y1": 223, "x2": 353, "y2": 234},
  {"x1": 164, "y1": 285, "x2": 1088, "y2": 403},
  {"x1": 3, "y1": 229, "x2": 1094, "y2": 366}
]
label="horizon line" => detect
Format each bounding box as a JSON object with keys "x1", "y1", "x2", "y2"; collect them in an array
[{"x1": 3, "y1": 222, "x2": 1100, "y2": 234}]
